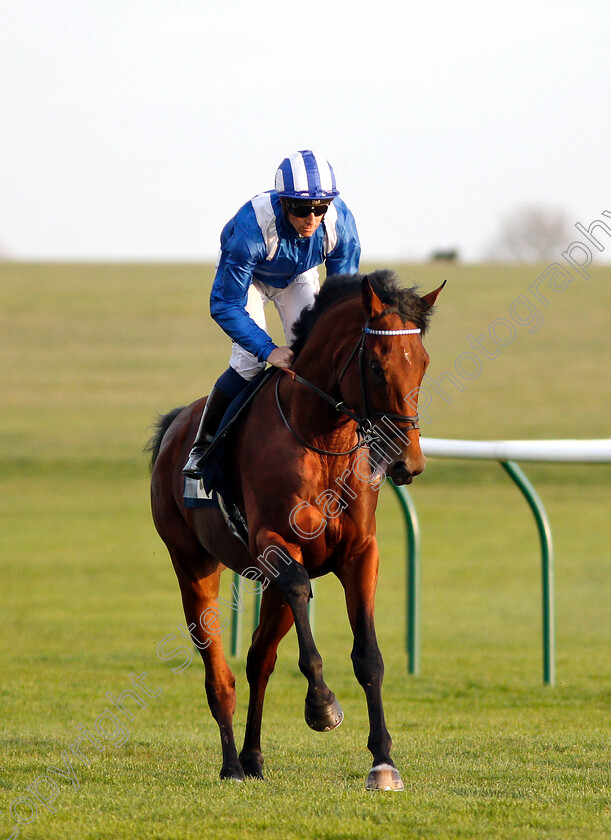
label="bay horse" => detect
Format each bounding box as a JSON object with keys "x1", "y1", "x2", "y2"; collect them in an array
[{"x1": 149, "y1": 270, "x2": 444, "y2": 789}]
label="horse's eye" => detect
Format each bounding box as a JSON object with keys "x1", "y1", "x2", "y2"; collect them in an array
[{"x1": 370, "y1": 359, "x2": 385, "y2": 381}]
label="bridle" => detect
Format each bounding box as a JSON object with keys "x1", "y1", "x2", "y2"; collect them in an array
[{"x1": 275, "y1": 312, "x2": 422, "y2": 457}]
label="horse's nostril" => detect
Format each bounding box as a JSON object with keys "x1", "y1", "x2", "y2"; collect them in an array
[{"x1": 389, "y1": 461, "x2": 413, "y2": 486}]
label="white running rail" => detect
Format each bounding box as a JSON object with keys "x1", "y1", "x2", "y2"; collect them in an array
[
  {"x1": 398, "y1": 437, "x2": 610, "y2": 686},
  {"x1": 421, "y1": 438, "x2": 611, "y2": 463}
]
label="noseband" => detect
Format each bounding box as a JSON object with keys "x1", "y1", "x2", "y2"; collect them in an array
[{"x1": 275, "y1": 316, "x2": 422, "y2": 457}]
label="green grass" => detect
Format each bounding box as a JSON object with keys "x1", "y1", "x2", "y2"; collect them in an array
[{"x1": 1, "y1": 262, "x2": 609, "y2": 839}]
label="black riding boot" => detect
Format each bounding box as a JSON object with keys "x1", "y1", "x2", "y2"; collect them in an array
[{"x1": 182, "y1": 386, "x2": 234, "y2": 478}]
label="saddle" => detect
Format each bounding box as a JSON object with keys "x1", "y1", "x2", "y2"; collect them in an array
[{"x1": 183, "y1": 367, "x2": 276, "y2": 545}]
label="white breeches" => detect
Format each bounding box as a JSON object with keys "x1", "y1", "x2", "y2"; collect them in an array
[{"x1": 229, "y1": 268, "x2": 320, "y2": 380}]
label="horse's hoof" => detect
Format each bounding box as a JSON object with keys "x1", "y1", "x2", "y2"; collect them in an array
[
  {"x1": 239, "y1": 751, "x2": 265, "y2": 780},
  {"x1": 220, "y1": 763, "x2": 245, "y2": 781},
  {"x1": 365, "y1": 763, "x2": 404, "y2": 791},
  {"x1": 304, "y1": 693, "x2": 344, "y2": 731}
]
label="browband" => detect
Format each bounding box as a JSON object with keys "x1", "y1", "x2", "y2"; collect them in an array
[{"x1": 364, "y1": 327, "x2": 421, "y2": 336}]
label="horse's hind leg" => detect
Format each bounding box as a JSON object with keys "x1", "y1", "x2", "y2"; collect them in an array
[
  {"x1": 239, "y1": 586, "x2": 295, "y2": 779},
  {"x1": 171, "y1": 549, "x2": 244, "y2": 781}
]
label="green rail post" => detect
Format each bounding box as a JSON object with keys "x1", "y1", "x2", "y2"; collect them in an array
[
  {"x1": 254, "y1": 581, "x2": 262, "y2": 630},
  {"x1": 231, "y1": 571, "x2": 243, "y2": 658},
  {"x1": 307, "y1": 580, "x2": 316, "y2": 638},
  {"x1": 500, "y1": 460, "x2": 556, "y2": 686},
  {"x1": 389, "y1": 482, "x2": 421, "y2": 675}
]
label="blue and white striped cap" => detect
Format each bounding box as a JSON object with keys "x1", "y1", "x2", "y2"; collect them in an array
[{"x1": 275, "y1": 150, "x2": 339, "y2": 200}]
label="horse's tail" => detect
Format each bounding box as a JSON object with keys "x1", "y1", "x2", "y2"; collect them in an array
[{"x1": 145, "y1": 407, "x2": 185, "y2": 471}]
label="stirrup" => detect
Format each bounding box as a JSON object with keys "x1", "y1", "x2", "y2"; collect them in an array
[{"x1": 182, "y1": 441, "x2": 211, "y2": 479}]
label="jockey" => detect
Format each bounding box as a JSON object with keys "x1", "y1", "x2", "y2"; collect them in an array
[{"x1": 183, "y1": 149, "x2": 361, "y2": 479}]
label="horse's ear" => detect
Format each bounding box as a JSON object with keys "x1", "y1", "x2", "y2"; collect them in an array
[
  {"x1": 421, "y1": 280, "x2": 447, "y2": 309},
  {"x1": 361, "y1": 275, "x2": 386, "y2": 318}
]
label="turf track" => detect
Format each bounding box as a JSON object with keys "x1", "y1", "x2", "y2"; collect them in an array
[{"x1": 1, "y1": 262, "x2": 609, "y2": 839}]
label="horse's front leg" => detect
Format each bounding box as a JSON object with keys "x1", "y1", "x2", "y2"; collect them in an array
[
  {"x1": 255, "y1": 530, "x2": 343, "y2": 732},
  {"x1": 338, "y1": 541, "x2": 404, "y2": 791}
]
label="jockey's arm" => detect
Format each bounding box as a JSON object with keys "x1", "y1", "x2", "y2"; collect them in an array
[{"x1": 210, "y1": 227, "x2": 277, "y2": 362}]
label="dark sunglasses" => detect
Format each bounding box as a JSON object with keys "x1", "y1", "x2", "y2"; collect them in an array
[{"x1": 285, "y1": 201, "x2": 330, "y2": 218}]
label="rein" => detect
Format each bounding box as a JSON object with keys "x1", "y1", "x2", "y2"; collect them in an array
[
  {"x1": 275, "y1": 316, "x2": 422, "y2": 457},
  {"x1": 275, "y1": 373, "x2": 365, "y2": 456}
]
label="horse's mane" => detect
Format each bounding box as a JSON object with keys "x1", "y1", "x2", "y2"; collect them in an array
[{"x1": 290, "y1": 269, "x2": 433, "y2": 357}]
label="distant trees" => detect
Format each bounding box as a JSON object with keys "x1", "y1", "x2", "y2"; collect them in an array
[
  {"x1": 487, "y1": 204, "x2": 571, "y2": 262},
  {"x1": 429, "y1": 249, "x2": 459, "y2": 263}
]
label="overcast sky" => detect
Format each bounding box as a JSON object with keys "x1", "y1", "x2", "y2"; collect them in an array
[{"x1": 1, "y1": 0, "x2": 609, "y2": 262}]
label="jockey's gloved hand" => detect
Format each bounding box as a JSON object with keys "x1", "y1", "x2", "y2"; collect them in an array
[{"x1": 267, "y1": 346, "x2": 294, "y2": 370}]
